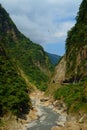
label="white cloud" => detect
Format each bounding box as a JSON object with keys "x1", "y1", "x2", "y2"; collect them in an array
[
  {"x1": 0, "y1": 0, "x2": 82, "y2": 55},
  {"x1": 54, "y1": 32, "x2": 66, "y2": 38}
]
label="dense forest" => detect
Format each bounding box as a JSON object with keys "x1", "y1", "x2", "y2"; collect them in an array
[
  {"x1": 0, "y1": 3, "x2": 54, "y2": 119},
  {"x1": 0, "y1": 44, "x2": 31, "y2": 117},
  {"x1": 0, "y1": 4, "x2": 54, "y2": 92}
]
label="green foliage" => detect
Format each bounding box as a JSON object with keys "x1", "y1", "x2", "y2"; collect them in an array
[
  {"x1": 46, "y1": 52, "x2": 61, "y2": 65},
  {"x1": 0, "y1": 3, "x2": 52, "y2": 120},
  {"x1": 54, "y1": 82, "x2": 87, "y2": 112},
  {"x1": 76, "y1": 0, "x2": 87, "y2": 23},
  {"x1": 66, "y1": 0, "x2": 87, "y2": 81},
  {"x1": 54, "y1": 0, "x2": 87, "y2": 114},
  {"x1": 0, "y1": 50, "x2": 31, "y2": 116},
  {"x1": 0, "y1": 5, "x2": 53, "y2": 91}
]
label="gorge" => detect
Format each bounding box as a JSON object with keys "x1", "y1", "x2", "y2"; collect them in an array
[{"x1": 0, "y1": 0, "x2": 87, "y2": 130}]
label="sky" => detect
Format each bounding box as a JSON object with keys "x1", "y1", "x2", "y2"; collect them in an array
[{"x1": 0, "y1": 0, "x2": 82, "y2": 56}]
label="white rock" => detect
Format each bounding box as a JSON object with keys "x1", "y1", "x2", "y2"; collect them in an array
[{"x1": 56, "y1": 121, "x2": 65, "y2": 127}]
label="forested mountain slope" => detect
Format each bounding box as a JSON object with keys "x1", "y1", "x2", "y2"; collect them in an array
[
  {"x1": 0, "y1": 4, "x2": 53, "y2": 91},
  {"x1": 49, "y1": 0, "x2": 87, "y2": 113},
  {"x1": 0, "y1": 42, "x2": 31, "y2": 117},
  {"x1": 66, "y1": 0, "x2": 87, "y2": 82},
  {"x1": 46, "y1": 52, "x2": 61, "y2": 65}
]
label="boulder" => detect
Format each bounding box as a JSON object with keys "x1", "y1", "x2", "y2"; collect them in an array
[{"x1": 40, "y1": 97, "x2": 49, "y2": 102}]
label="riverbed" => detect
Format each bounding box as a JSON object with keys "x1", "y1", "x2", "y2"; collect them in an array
[
  {"x1": 27, "y1": 105, "x2": 59, "y2": 130},
  {"x1": 25, "y1": 91, "x2": 87, "y2": 130},
  {"x1": 26, "y1": 91, "x2": 60, "y2": 130}
]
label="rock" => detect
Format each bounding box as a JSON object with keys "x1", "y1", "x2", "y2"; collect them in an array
[
  {"x1": 53, "y1": 101, "x2": 63, "y2": 108},
  {"x1": 66, "y1": 121, "x2": 81, "y2": 130},
  {"x1": 53, "y1": 107, "x2": 61, "y2": 113},
  {"x1": 52, "y1": 121, "x2": 84, "y2": 130},
  {"x1": 56, "y1": 114, "x2": 67, "y2": 127},
  {"x1": 79, "y1": 114, "x2": 86, "y2": 123},
  {"x1": 56, "y1": 121, "x2": 65, "y2": 127},
  {"x1": 82, "y1": 123, "x2": 87, "y2": 130},
  {"x1": 28, "y1": 109, "x2": 38, "y2": 121},
  {"x1": 40, "y1": 97, "x2": 49, "y2": 102},
  {"x1": 51, "y1": 126, "x2": 62, "y2": 130},
  {"x1": 48, "y1": 105, "x2": 54, "y2": 109},
  {"x1": 58, "y1": 114, "x2": 67, "y2": 122}
]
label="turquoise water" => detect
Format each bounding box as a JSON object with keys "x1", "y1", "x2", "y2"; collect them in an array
[{"x1": 27, "y1": 106, "x2": 58, "y2": 130}]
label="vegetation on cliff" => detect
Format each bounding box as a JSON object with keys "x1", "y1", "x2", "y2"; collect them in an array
[
  {"x1": 0, "y1": 4, "x2": 53, "y2": 92},
  {"x1": 0, "y1": 3, "x2": 54, "y2": 120},
  {"x1": 54, "y1": 0, "x2": 87, "y2": 113},
  {"x1": 54, "y1": 82, "x2": 87, "y2": 113},
  {"x1": 46, "y1": 52, "x2": 61, "y2": 65},
  {"x1": 0, "y1": 44, "x2": 31, "y2": 117},
  {"x1": 66, "y1": 0, "x2": 87, "y2": 82}
]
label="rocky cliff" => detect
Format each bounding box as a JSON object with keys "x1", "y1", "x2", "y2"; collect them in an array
[
  {"x1": 51, "y1": 0, "x2": 87, "y2": 115},
  {"x1": 51, "y1": 56, "x2": 66, "y2": 83},
  {"x1": 52, "y1": 0, "x2": 87, "y2": 84},
  {"x1": 65, "y1": 0, "x2": 87, "y2": 82}
]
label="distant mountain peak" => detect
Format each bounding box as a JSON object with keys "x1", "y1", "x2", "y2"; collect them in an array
[{"x1": 46, "y1": 52, "x2": 61, "y2": 65}]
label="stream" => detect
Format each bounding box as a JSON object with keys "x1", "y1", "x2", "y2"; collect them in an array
[
  {"x1": 27, "y1": 92, "x2": 60, "y2": 130},
  {"x1": 27, "y1": 105, "x2": 59, "y2": 130}
]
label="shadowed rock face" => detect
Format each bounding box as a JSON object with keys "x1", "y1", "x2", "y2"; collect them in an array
[{"x1": 51, "y1": 56, "x2": 66, "y2": 84}]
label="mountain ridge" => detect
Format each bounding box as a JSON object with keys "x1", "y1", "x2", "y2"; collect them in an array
[
  {"x1": 0, "y1": 3, "x2": 54, "y2": 91},
  {"x1": 0, "y1": 3, "x2": 54, "y2": 124},
  {"x1": 46, "y1": 52, "x2": 61, "y2": 65},
  {"x1": 48, "y1": 0, "x2": 87, "y2": 114},
  {"x1": 65, "y1": 0, "x2": 87, "y2": 82}
]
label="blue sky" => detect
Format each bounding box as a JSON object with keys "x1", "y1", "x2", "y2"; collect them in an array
[{"x1": 0, "y1": 0, "x2": 82, "y2": 55}]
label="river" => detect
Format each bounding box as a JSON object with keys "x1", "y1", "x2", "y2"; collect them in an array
[
  {"x1": 27, "y1": 91, "x2": 60, "y2": 130},
  {"x1": 27, "y1": 105, "x2": 59, "y2": 130}
]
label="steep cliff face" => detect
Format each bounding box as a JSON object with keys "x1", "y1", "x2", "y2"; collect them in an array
[
  {"x1": 0, "y1": 4, "x2": 53, "y2": 90},
  {"x1": 66, "y1": 0, "x2": 87, "y2": 82},
  {"x1": 51, "y1": 56, "x2": 66, "y2": 83},
  {"x1": 52, "y1": 0, "x2": 87, "y2": 114},
  {"x1": 50, "y1": 0, "x2": 87, "y2": 84}
]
